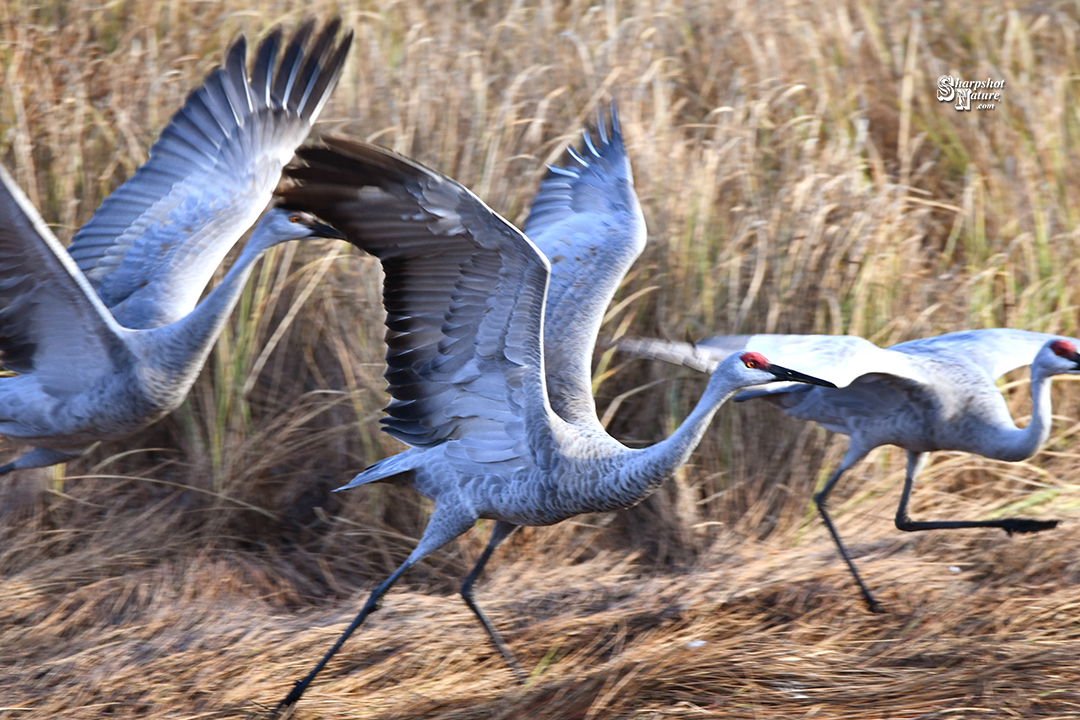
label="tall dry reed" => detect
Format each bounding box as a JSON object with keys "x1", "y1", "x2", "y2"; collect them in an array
[{"x1": 2, "y1": 1, "x2": 1080, "y2": 716}]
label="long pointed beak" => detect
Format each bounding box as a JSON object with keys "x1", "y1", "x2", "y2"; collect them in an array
[
  {"x1": 766, "y1": 363, "x2": 837, "y2": 388},
  {"x1": 310, "y1": 219, "x2": 347, "y2": 240}
]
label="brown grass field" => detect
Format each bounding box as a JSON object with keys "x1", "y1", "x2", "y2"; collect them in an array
[{"x1": 3, "y1": 0, "x2": 1080, "y2": 717}]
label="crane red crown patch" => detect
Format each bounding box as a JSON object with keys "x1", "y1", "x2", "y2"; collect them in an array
[
  {"x1": 1050, "y1": 339, "x2": 1076, "y2": 358},
  {"x1": 740, "y1": 352, "x2": 770, "y2": 369}
]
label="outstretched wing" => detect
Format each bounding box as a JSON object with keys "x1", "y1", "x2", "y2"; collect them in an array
[
  {"x1": 890, "y1": 328, "x2": 1071, "y2": 380},
  {"x1": 65, "y1": 19, "x2": 352, "y2": 329},
  {"x1": 0, "y1": 164, "x2": 130, "y2": 394},
  {"x1": 621, "y1": 334, "x2": 931, "y2": 390},
  {"x1": 279, "y1": 138, "x2": 560, "y2": 469},
  {"x1": 523, "y1": 106, "x2": 646, "y2": 427},
  {"x1": 620, "y1": 334, "x2": 933, "y2": 437}
]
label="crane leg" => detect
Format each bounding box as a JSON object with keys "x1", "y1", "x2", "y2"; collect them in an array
[
  {"x1": 269, "y1": 509, "x2": 475, "y2": 719},
  {"x1": 894, "y1": 451, "x2": 1059, "y2": 535},
  {"x1": 459, "y1": 520, "x2": 523, "y2": 682},
  {"x1": 814, "y1": 463, "x2": 884, "y2": 614}
]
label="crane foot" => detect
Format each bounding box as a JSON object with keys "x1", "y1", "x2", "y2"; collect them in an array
[
  {"x1": 1001, "y1": 518, "x2": 1059, "y2": 536},
  {"x1": 866, "y1": 599, "x2": 887, "y2": 614},
  {"x1": 262, "y1": 680, "x2": 306, "y2": 720}
]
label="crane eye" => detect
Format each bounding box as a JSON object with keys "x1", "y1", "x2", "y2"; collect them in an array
[
  {"x1": 744, "y1": 359, "x2": 757, "y2": 368},
  {"x1": 289, "y1": 215, "x2": 301, "y2": 223}
]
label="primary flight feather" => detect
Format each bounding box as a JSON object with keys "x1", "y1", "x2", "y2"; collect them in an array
[{"x1": 0, "y1": 19, "x2": 351, "y2": 474}]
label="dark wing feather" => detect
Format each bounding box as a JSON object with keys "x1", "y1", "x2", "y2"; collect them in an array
[{"x1": 279, "y1": 138, "x2": 558, "y2": 465}]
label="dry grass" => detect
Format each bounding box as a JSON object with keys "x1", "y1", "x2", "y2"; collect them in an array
[
  {"x1": 2, "y1": 0, "x2": 1080, "y2": 716},
  {"x1": 5, "y1": 523, "x2": 1080, "y2": 718}
]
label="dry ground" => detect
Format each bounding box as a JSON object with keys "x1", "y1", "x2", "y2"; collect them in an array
[
  {"x1": 3, "y1": 0, "x2": 1080, "y2": 717},
  {"x1": 4, "y1": 493, "x2": 1080, "y2": 718}
]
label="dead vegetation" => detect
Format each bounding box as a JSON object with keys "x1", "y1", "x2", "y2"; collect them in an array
[{"x1": 2, "y1": 0, "x2": 1080, "y2": 717}]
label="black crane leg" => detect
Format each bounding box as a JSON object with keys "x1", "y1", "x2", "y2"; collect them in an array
[
  {"x1": 894, "y1": 451, "x2": 1058, "y2": 535},
  {"x1": 459, "y1": 521, "x2": 525, "y2": 682},
  {"x1": 814, "y1": 463, "x2": 884, "y2": 613}
]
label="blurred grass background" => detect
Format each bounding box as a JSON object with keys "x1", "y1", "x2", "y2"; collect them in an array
[{"x1": 2, "y1": 0, "x2": 1080, "y2": 717}]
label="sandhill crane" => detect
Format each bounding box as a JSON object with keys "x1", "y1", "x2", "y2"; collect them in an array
[
  {"x1": 269, "y1": 109, "x2": 836, "y2": 713},
  {"x1": 0, "y1": 20, "x2": 350, "y2": 474},
  {"x1": 620, "y1": 330, "x2": 1073, "y2": 611}
]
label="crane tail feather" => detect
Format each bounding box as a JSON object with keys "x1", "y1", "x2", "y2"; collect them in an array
[{"x1": 336, "y1": 448, "x2": 423, "y2": 491}]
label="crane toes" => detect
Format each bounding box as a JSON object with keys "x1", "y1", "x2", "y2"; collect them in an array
[
  {"x1": 263, "y1": 706, "x2": 293, "y2": 720},
  {"x1": 858, "y1": 592, "x2": 887, "y2": 614},
  {"x1": 265, "y1": 684, "x2": 303, "y2": 720},
  {"x1": 1000, "y1": 518, "x2": 1059, "y2": 535},
  {"x1": 508, "y1": 657, "x2": 527, "y2": 685}
]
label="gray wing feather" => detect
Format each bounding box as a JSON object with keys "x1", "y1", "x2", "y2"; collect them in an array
[
  {"x1": 760, "y1": 377, "x2": 917, "y2": 436},
  {"x1": 0, "y1": 164, "x2": 130, "y2": 394},
  {"x1": 279, "y1": 138, "x2": 559, "y2": 469},
  {"x1": 659, "y1": 335, "x2": 929, "y2": 436},
  {"x1": 705, "y1": 334, "x2": 932, "y2": 389},
  {"x1": 626, "y1": 330, "x2": 1067, "y2": 439},
  {"x1": 65, "y1": 19, "x2": 351, "y2": 329},
  {"x1": 623, "y1": 334, "x2": 933, "y2": 389},
  {"x1": 890, "y1": 328, "x2": 1069, "y2": 380},
  {"x1": 523, "y1": 105, "x2": 646, "y2": 426},
  {"x1": 617, "y1": 336, "x2": 723, "y2": 374}
]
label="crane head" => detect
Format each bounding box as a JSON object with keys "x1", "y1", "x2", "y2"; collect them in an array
[
  {"x1": 249, "y1": 208, "x2": 346, "y2": 252},
  {"x1": 738, "y1": 352, "x2": 837, "y2": 387},
  {"x1": 1031, "y1": 337, "x2": 1080, "y2": 377},
  {"x1": 1046, "y1": 339, "x2": 1080, "y2": 372},
  {"x1": 279, "y1": 209, "x2": 345, "y2": 240}
]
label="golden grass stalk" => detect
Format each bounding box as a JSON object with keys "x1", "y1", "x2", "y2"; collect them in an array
[{"x1": 2, "y1": 0, "x2": 1080, "y2": 716}]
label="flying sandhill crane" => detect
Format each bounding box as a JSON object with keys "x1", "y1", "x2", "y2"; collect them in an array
[
  {"x1": 269, "y1": 108, "x2": 837, "y2": 714},
  {"x1": 0, "y1": 20, "x2": 351, "y2": 474},
  {"x1": 620, "y1": 330, "x2": 1073, "y2": 611}
]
